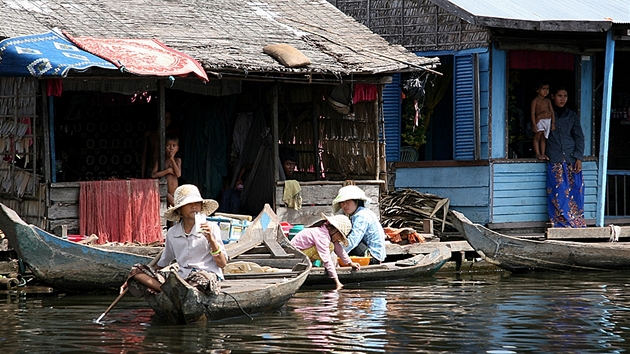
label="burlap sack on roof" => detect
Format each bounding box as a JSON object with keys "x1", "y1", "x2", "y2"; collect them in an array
[{"x1": 263, "y1": 44, "x2": 311, "y2": 68}]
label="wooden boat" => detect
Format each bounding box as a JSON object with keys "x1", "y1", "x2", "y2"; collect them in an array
[
  {"x1": 451, "y1": 210, "x2": 630, "y2": 272},
  {"x1": 304, "y1": 246, "x2": 451, "y2": 286},
  {"x1": 0, "y1": 202, "x2": 155, "y2": 292},
  {"x1": 144, "y1": 204, "x2": 311, "y2": 323},
  {"x1": 0, "y1": 202, "x2": 311, "y2": 323}
]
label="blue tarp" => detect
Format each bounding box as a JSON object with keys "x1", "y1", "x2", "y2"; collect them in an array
[{"x1": 0, "y1": 29, "x2": 116, "y2": 77}]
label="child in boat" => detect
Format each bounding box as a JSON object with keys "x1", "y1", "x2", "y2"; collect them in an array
[
  {"x1": 121, "y1": 184, "x2": 227, "y2": 297},
  {"x1": 290, "y1": 213, "x2": 361, "y2": 290},
  {"x1": 151, "y1": 134, "x2": 181, "y2": 206},
  {"x1": 332, "y1": 185, "x2": 387, "y2": 264},
  {"x1": 531, "y1": 82, "x2": 555, "y2": 160}
]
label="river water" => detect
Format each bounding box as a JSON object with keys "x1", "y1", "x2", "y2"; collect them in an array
[{"x1": 2, "y1": 270, "x2": 630, "y2": 353}]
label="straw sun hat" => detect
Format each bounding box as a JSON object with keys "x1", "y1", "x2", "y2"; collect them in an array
[
  {"x1": 164, "y1": 184, "x2": 219, "y2": 222},
  {"x1": 332, "y1": 185, "x2": 372, "y2": 213},
  {"x1": 320, "y1": 213, "x2": 352, "y2": 247}
]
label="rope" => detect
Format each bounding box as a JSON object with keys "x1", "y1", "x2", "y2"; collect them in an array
[{"x1": 222, "y1": 291, "x2": 253, "y2": 321}]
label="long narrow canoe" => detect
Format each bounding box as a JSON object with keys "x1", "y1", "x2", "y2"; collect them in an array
[
  {"x1": 304, "y1": 246, "x2": 451, "y2": 286},
  {"x1": 0, "y1": 203, "x2": 154, "y2": 292},
  {"x1": 451, "y1": 210, "x2": 630, "y2": 272}
]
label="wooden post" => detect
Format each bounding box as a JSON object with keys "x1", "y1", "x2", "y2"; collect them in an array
[
  {"x1": 422, "y1": 219, "x2": 434, "y2": 235},
  {"x1": 272, "y1": 84, "x2": 279, "y2": 209},
  {"x1": 597, "y1": 30, "x2": 615, "y2": 226},
  {"x1": 375, "y1": 86, "x2": 381, "y2": 181},
  {"x1": 158, "y1": 80, "x2": 166, "y2": 171}
]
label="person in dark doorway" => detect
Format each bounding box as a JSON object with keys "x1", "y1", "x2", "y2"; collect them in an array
[
  {"x1": 332, "y1": 185, "x2": 386, "y2": 264},
  {"x1": 234, "y1": 145, "x2": 297, "y2": 188},
  {"x1": 142, "y1": 111, "x2": 172, "y2": 178},
  {"x1": 151, "y1": 134, "x2": 181, "y2": 206},
  {"x1": 279, "y1": 145, "x2": 298, "y2": 180},
  {"x1": 546, "y1": 86, "x2": 586, "y2": 228}
]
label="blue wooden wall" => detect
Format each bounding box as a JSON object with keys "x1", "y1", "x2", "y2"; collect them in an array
[
  {"x1": 490, "y1": 44, "x2": 507, "y2": 159},
  {"x1": 395, "y1": 165, "x2": 490, "y2": 224},
  {"x1": 491, "y1": 161, "x2": 598, "y2": 223}
]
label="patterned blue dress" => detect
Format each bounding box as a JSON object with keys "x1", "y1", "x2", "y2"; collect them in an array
[{"x1": 545, "y1": 105, "x2": 585, "y2": 228}]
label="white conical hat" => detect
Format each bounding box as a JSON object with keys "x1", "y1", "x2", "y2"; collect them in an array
[
  {"x1": 164, "y1": 184, "x2": 219, "y2": 221},
  {"x1": 331, "y1": 185, "x2": 371, "y2": 213},
  {"x1": 320, "y1": 213, "x2": 351, "y2": 247}
]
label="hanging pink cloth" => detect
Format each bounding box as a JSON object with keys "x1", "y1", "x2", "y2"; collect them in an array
[
  {"x1": 352, "y1": 84, "x2": 378, "y2": 103},
  {"x1": 79, "y1": 179, "x2": 163, "y2": 244},
  {"x1": 508, "y1": 51, "x2": 575, "y2": 71}
]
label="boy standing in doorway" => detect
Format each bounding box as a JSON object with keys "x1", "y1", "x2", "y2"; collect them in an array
[
  {"x1": 151, "y1": 135, "x2": 181, "y2": 206},
  {"x1": 531, "y1": 83, "x2": 555, "y2": 160}
]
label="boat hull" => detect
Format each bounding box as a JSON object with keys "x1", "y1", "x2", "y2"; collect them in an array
[
  {"x1": 147, "y1": 269, "x2": 309, "y2": 323},
  {"x1": 451, "y1": 210, "x2": 630, "y2": 272},
  {"x1": 304, "y1": 246, "x2": 451, "y2": 285},
  {"x1": 145, "y1": 204, "x2": 311, "y2": 323},
  {"x1": 0, "y1": 203, "x2": 153, "y2": 292}
]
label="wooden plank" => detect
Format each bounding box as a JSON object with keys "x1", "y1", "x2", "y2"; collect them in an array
[
  {"x1": 546, "y1": 227, "x2": 630, "y2": 240},
  {"x1": 395, "y1": 165, "x2": 489, "y2": 188},
  {"x1": 47, "y1": 203, "x2": 79, "y2": 219},
  {"x1": 0, "y1": 285, "x2": 54, "y2": 295},
  {"x1": 277, "y1": 203, "x2": 381, "y2": 225},
  {"x1": 49, "y1": 186, "x2": 80, "y2": 202},
  {"x1": 226, "y1": 239, "x2": 262, "y2": 258},
  {"x1": 385, "y1": 240, "x2": 473, "y2": 255},
  {"x1": 263, "y1": 238, "x2": 292, "y2": 258},
  {"x1": 275, "y1": 183, "x2": 381, "y2": 206},
  {"x1": 224, "y1": 271, "x2": 299, "y2": 280},
  {"x1": 48, "y1": 218, "x2": 79, "y2": 233},
  {"x1": 276, "y1": 205, "x2": 333, "y2": 226}
]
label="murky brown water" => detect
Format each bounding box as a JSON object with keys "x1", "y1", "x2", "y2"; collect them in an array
[{"x1": 2, "y1": 271, "x2": 630, "y2": 353}]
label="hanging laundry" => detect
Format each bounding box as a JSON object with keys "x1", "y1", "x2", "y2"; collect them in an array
[{"x1": 352, "y1": 84, "x2": 378, "y2": 103}]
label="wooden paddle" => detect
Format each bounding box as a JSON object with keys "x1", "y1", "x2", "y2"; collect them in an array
[{"x1": 96, "y1": 249, "x2": 163, "y2": 323}]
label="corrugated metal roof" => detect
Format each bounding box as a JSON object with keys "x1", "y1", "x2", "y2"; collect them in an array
[
  {"x1": 430, "y1": 0, "x2": 630, "y2": 31},
  {"x1": 0, "y1": 0, "x2": 439, "y2": 77}
]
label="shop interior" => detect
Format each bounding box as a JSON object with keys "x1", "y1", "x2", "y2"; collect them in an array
[{"x1": 51, "y1": 81, "x2": 380, "y2": 215}]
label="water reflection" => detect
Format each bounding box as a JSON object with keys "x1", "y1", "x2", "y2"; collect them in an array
[
  {"x1": 1, "y1": 272, "x2": 630, "y2": 352},
  {"x1": 292, "y1": 290, "x2": 389, "y2": 352}
]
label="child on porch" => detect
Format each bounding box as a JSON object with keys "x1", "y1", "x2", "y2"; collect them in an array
[
  {"x1": 151, "y1": 134, "x2": 181, "y2": 206},
  {"x1": 531, "y1": 82, "x2": 555, "y2": 160}
]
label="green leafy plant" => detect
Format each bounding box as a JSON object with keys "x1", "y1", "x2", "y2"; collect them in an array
[{"x1": 401, "y1": 97, "x2": 426, "y2": 149}]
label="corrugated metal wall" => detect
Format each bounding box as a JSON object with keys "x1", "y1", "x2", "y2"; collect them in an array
[
  {"x1": 383, "y1": 74, "x2": 402, "y2": 162},
  {"x1": 453, "y1": 54, "x2": 475, "y2": 160}
]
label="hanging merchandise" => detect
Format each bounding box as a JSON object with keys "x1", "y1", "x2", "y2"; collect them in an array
[
  {"x1": 327, "y1": 84, "x2": 352, "y2": 115},
  {"x1": 401, "y1": 71, "x2": 430, "y2": 128},
  {"x1": 401, "y1": 71, "x2": 429, "y2": 101}
]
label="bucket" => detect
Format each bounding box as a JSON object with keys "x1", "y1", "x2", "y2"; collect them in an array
[
  {"x1": 280, "y1": 222, "x2": 292, "y2": 236},
  {"x1": 338, "y1": 256, "x2": 371, "y2": 267}
]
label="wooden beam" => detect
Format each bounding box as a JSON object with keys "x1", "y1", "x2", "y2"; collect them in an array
[{"x1": 546, "y1": 226, "x2": 630, "y2": 240}]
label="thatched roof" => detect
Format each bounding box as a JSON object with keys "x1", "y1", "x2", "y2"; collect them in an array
[{"x1": 0, "y1": 0, "x2": 439, "y2": 78}]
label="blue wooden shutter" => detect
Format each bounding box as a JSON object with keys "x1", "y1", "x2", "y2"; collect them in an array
[
  {"x1": 383, "y1": 74, "x2": 402, "y2": 162},
  {"x1": 453, "y1": 54, "x2": 475, "y2": 160}
]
